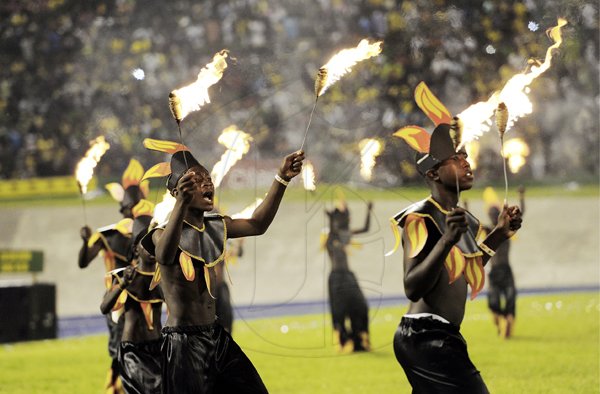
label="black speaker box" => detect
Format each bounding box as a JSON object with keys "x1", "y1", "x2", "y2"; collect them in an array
[{"x1": 0, "y1": 283, "x2": 57, "y2": 343}]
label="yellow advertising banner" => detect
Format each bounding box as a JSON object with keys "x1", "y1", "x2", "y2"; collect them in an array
[{"x1": 0, "y1": 176, "x2": 97, "y2": 198}]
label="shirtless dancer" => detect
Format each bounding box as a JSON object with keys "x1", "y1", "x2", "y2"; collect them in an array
[{"x1": 140, "y1": 138, "x2": 304, "y2": 393}]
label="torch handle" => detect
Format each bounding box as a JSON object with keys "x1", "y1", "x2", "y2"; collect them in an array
[
  {"x1": 177, "y1": 121, "x2": 189, "y2": 169},
  {"x1": 500, "y1": 135, "x2": 509, "y2": 205},
  {"x1": 299, "y1": 98, "x2": 319, "y2": 151},
  {"x1": 81, "y1": 194, "x2": 88, "y2": 227}
]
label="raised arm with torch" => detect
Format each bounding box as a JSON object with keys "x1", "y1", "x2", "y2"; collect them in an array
[
  {"x1": 169, "y1": 50, "x2": 230, "y2": 168},
  {"x1": 300, "y1": 39, "x2": 383, "y2": 150},
  {"x1": 75, "y1": 136, "x2": 110, "y2": 225}
]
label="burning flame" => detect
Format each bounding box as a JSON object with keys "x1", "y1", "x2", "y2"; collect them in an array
[
  {"x1": 458, "y1": 18, "x2": 567, "y2": 147},
  {"x1": 314, "y1": 39, "x2": 383, "y2": 97},
  {"x1": 151, "y1": 191, "x2": 176, "y2": 226},
  {"x1": 211, "y1": 126, "x2": 253, "y2": 187},
  {"x1": 231, "y1": 198, "x2": 264, "y2": 219},
  {"x1": 358, "y1": 138, "x2": 384, "y2": 181},
  {"x1": 169, "y1": 50, "x2": 229, "y2": 122},
  {"x1": 465, "y1": 141, "x2": 480, "y2": 170},
  {"x1": 503, "y1": 138, "x2": 530, "y2": 173},
  {"x1": 302, "y1": 160, "x2": 316, "y2": 191},
  {"x1": 75, "y1": 136, "x2": 110, "y2": 194}
]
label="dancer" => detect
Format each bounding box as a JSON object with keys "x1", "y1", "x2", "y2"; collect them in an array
[
  {"x1": 324, "y1": 193, "x2": 372, "y2": 352},
  {"x1": 78, "y1": 158, "x2": 147, "y2": 394},
  {"x1": 101, "y1": 199, "x2": 163, "y2": 394},
  {"x1": 392, "y1": 123, "x2": 523, "y2": 393},
  {"x1": 140, "y1": 139, "x2": 304, "y2": 393},
  {"x1": 483, "y1": 186, "x2": 525, "y2": 339}
]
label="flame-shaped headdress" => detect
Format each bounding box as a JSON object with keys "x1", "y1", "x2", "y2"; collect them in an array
[
  {"x1": 131, "y1": 199, "x2": 156, "y2": 249},
  {"x1": 393, "y1": 82, "x2": 463, "y2": 174},
  {"x1": 105, "y1": 159, "x2": 150, "y2": 211},
  {"x1": 141, "y1": 139, "x2": 204, "y2": 191}
]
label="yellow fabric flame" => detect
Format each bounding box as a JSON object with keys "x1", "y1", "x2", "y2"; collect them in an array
[
  {"x1": 405, "y1": 214, "x2": 428, "y2": 258},
  {"x1": 414, "y1": 82, "x2": 453, "y2": 126},
  {"x1": 143, "y1": 138, "x2": 188, "y2": 154},
  {"x1": 179, "y1": 252, "x2": 195, "y2": 281},
  {"x1": 121, "y1": 159, "x2": 144, "y2": 190},
  {"x1": 444, "y1": 246, "x2": 466, "y2": 284},
  {"x1": 132, "y1": 199, "x2": 155, "y2": 218},
  {"x1": 465, "y1": 257, "x2": 485, "y2": 299},
  {"x1": 149, "y1": 265, "x2": 161, "y2": 291},
  {"x1": 140, "y1": 302, "x2": 154, "y2": 330}
]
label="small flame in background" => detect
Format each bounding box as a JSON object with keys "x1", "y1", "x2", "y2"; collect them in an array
[
  {"x1": 151, "y1": 191, "x2": 176, "y2": 226},
  {"x1": 302, "y1": 160, "x2": 317, "y2": 191},
  {"x1": 458, "y1": 18, "x2": 567, "y2": 147},
  {"x1": 465, "y1": 141, "x2": 480, "y2": 170},
  {"x1": 231, "y1": 197, "x2": 264, "y2": 219},
  {"x1": 211, "y1": 126, "x2": 253, "y2": 187},
  {"x1": 170, "y1": 50, "x2": 229, "y2": 122},
  {"x1": 314, "y1": 39, "x2": 383, "y2": 97},
  {"x1": 503, "y1": 138, "x2": 530, "y2": 173},
  {"x1": 358, "y1": 138, "x2": 384, "y2": 181},
  {"x1": 75, "y1": 136, "x2": 110, "y2": 194}
]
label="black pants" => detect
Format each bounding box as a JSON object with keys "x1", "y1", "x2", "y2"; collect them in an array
[
  {"x1": 394, "y1": 316, "x2": 489, "y2": 394},
  {"x1": 119, "y1": 339, "x2": 162, "y2": 394},
  {"x1": 161, "y1": 323, "x2": 268, "y2": 394},
  {"x1": 106, "y1": 314, "x2": 124, "y2": 387},
  {"x1": 487, "y1": 265, "x2": 517, "y2": 316},
  {"x1": 328, "y1": 270, "x2": 369, "y2": 350}
]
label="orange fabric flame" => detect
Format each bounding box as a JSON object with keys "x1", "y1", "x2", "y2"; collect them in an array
[
  {"x1": 179, "y1": 252, "x2": 195, "y2": 281},
  {"x1": 112, "y1": 289, "x2": 128, "y2": 311},
  {"x1": 142, "y1": 162, "x2": 172, "y2": 181},
  {"x1": 465, "y1": 257, "x2": 485, "y2": 299},
  {"x1": 393, "y1": 126, "x2": 431, "y2": 153},
  {"x1": 415, "y1": 82, "x2": 453, "y2": 126},
  {"x1": 405, "y1": 215, "x2": 428, "y2": 258},
  {"x1": 143, "y1": 138, "x2": 189, "y2": 154},
  {"x1": 444, "y1": 246, "x2": 466, "y2": 284}
]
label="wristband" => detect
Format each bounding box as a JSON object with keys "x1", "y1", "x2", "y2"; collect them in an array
[
  {"x1": 478, "y1": 242, "x2": 496, "y2": 257},
  {"x1": 275, "y1": 174, "x2": 289, "y2": 187}
]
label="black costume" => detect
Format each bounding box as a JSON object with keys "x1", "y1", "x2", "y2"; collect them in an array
[
  {"x1": 141, "y1": 142, "x2": 267, "y2": 394},
  {"x1": 215, "y1": 281, "x2": 233, "y2": 333},
  {"x1": 485, "y1": 238, "x2": 516, "y2": 317},
  {"x1": 89, "y1": 220, "x2": 132, "y2": 392},
  {"x1": 394, "y1": 316, "x2": 489, "y2": 394},
  {"x1": 325, "y1": 230, "x2": 369, "y2": 351},
  {"x1": 142, "y1": 215, "x2": 267, "y2": 394},
  {"x1": 110, "y1": 266, "x2": 164, "y2": 394},
  {"x1": 119, "y1": 339, "x2": 162, "y2": 394},
  {"x1": 162, "y1": 324, "x2": 267, "y2": 394},
  {"x1": 392, "y1": 90, "x2": 492, "y2": 393},
  {"x1": 392, "y1": 197, "x2": 488, "y2": 393}
]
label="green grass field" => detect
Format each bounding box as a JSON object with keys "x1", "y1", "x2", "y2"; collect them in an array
[{"x1": 1, "y1": 292, "x2": 598, "y2": 393}]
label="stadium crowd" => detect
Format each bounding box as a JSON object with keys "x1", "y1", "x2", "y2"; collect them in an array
[{"x1": 0, "y1": 0, "x2": 597, "y2": 184}]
